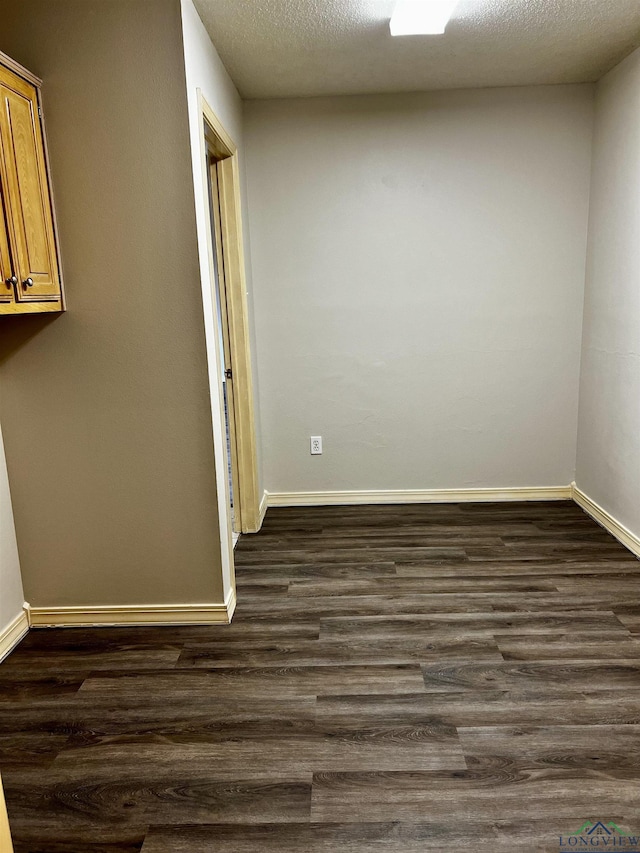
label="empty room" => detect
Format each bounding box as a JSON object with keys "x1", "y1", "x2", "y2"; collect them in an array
[{"x1": 0, "y1": 0, "x2": 639, "y2": 850}]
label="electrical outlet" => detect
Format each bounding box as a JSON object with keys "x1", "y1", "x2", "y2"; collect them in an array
[{"x1": 310, "y1": 436, "x2": 322, "y2": 455}]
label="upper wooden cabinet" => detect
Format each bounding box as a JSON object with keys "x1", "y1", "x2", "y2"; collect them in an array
[{"x1": 0, "y1": 53, "x2": 64, "y2": 316}]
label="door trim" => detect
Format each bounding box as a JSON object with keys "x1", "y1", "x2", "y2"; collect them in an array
[
  {"x1": 198, "y1": 92, "x2": 261, "y2": 533},
  {"x1": 0, "y1": 772, "x2": 13, "y2": 853}
]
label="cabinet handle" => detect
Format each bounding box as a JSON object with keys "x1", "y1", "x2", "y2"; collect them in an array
[
  {"x1": 5, "y1": 276, "x2": 17, "y2": 287},
  {"x1": 22, "y1": 277, "x2": 34, "y2": 288}
]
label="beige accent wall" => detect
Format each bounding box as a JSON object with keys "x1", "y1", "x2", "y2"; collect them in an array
[
  {"x1": 244, "y1": 86, "x2": 594, "y2": 494},
  {"x1": 0, "y1": 423, "x2": 23, "y2": 632},
  {"x1": 576, "y1": 46, "x2": 640, "y2": 541},
  {"x1": 0, "y1": 0, "x2": 225, "y2": 607}
]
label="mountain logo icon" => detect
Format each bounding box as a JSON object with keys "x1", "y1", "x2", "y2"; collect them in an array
[{"x1": 560, "y1": 820, "x2": 640, "y2": 850}]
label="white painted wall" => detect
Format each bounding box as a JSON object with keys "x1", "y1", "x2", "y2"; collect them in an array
[
  {"x1": 244, "y1": 86, "x2": 594, "y2": 494},
  {"x1": 0, "y1": 422, "x2": 24, "y2": 636},
  {"x1": 576, "y1": 47, "x2": 640, "y2": 542},
  {"x1": 179, "y1": 0, "x2": 262, "y2": 560}
]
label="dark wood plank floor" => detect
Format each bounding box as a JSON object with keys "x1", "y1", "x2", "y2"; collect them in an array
[{"x1": 2, "y1": 501, "x2": 640, "y2": 852}]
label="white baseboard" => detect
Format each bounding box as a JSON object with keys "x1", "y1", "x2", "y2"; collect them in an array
[
  {"x1": 266, "y1": 485, "x2": 573, "y2": 508},
  {"x1": 0, "y1": 607, "x2": 29, "y2": 662},
  {"x1": 29, "y1": 588, "x2": 237, "y2": 628},
  {"x1": 572, "y1": 483, "x2": 640, "y2": 559}
]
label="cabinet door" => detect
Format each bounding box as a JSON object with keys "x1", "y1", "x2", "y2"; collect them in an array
[
  {"x1": 0, "y1": 179, "x2": 15, "y2": 304},
  {"x1": 0, "y1": 67, "x2": 60, "y2": 302}
]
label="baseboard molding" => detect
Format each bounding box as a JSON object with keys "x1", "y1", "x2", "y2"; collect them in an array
[
  {"x1": 0, "y1": 607, "x2": 29, "y2": 662},
  {"x1": 266, "y1": 485, "x2": 573, "y2": 508},
  {"x1": 29, "y1": 588, "x2": 237, "y2": 628},
  {"x1": 572, "y1": 483, "x2": 640, "y2": 559}
]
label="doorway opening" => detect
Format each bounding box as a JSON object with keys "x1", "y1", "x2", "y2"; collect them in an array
[{"x1": 200, "y1": 94, "x2": 260, "y2": 535}]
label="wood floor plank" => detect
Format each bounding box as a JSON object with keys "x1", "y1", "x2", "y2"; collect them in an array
[
  {"x1": 235, "y1": 592, "x2": 504, "y2": 616},
  {"x1": 138, "y1": 821, "x2": 492, "y2": 853},
  {"x1": 396, "y1": 560, "x2": 640, "y2": 576},
  {"x1": 310, "y1": 769, "x2": 640, "y2": 822},
  {"x1": 466, "y1": 545, "x2": 634, "y2": 561},
  {"x1": 234, "y1": 562, "x2": 398, "y2": 583},
  {"x1": 318, "y1": 611, "x2": 627, "y2": 640},
  {"x1": 236, "y1": 546, "x2": 470, "y2": 565},
  {"x1": 244, "y1": 590, "x2": 640, "y2": 615},
  {"x1": 316, "y1": 688, "x2": 640, "y2": 727},
  {"x1": 4, "y1": 773, "x2": 312, "y2": 832},
  {"x1": 77, "y1": 663, "x2": 427, "y2": 699},
  {"x1": 286, "y1": 576, "x2": 560, "y2": 596},
  {"x1": 176, "y1": 636, "x2": 504, "y2": 667},
  {"x1": 0, "y1": 649, "x2": 181, "y2": 673},
  {"x1": 457, "y1": 724, "x2": 640, "y2": 771},
  {"x1": 40, "y1": 722, "x2": 465, "y2": 775},
  {"x1": 140, "y1": 819, "x2": 587, "y2": 852},
  {"x1": 497, "y1": 633, "x2": 640, "y2": 660},
  {"x1": 420, "y1": 659, "x2": 640, "y2": 693},
  {"x1": 0, "y1": 733, "x2": 71, "y2": 772},
  {"x1": 0, "y1": 673, "x2": 87, "y2": 702},
  {"x1": 236, "y1": 533, "x2": 505, "y2": 550},
  {"x1": 14, "y1": 842, "x2": 143, "y2": 853},
  {"x1": 212, "y1": 619, "x2": 321, "y2": 639},
  {"x1": 0, "y1": 696, "x2": 317, "y2": 739},
  {"x1": 139, "y1": 817, "x2": 640, "y2": 853}
]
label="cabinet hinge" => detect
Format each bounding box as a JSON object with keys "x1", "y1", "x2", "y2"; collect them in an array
[{"x1": 38, "y1": 105, "x2": 42, "y2": 118}]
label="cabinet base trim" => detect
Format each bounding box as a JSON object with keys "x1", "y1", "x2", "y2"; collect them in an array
[{"x1": 0, "y1": 300, "x2": 62, "y2": 315}]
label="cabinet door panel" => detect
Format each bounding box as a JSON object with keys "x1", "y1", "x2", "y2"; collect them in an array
[
  {"x1": 0, "y1": 180, "x2": 14, "y2": 304},
  {"x1": 0, "y1": 69, "x2": 60, "y2": 302}
]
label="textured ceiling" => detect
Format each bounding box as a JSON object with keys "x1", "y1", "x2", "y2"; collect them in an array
[{"x1": 191, "y1": 0, "x2": 640, "y2": 99}]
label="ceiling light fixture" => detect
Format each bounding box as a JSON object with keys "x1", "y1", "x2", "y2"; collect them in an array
[{"x1": 390, "y1": 0, "x2": 459, "y2": 36}]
